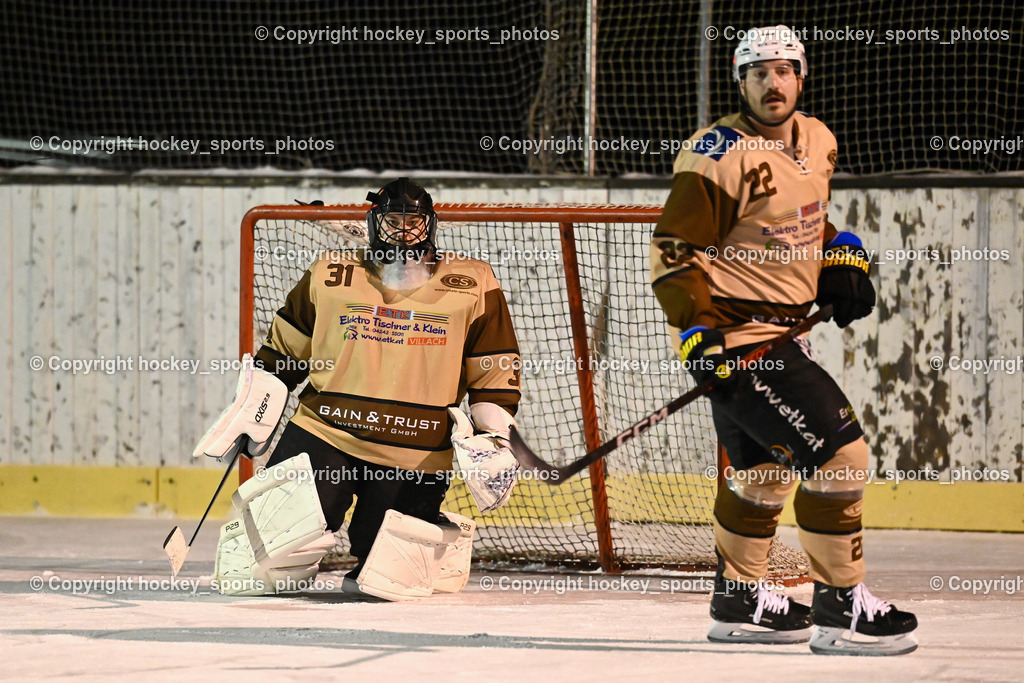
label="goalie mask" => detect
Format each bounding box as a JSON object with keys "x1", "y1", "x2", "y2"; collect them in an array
[
  {"x1": 365, "y1": 178, "x2": 438, "y2": 265},
  {"x1": 732, "y1": 25, "x2": 806, "y2": 127}
]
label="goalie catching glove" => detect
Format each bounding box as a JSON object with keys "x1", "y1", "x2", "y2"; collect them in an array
[
  {"x1": 448, "y1": 403, "x2": 520, "y2": 513},
  {"x1": 193, "y1": 353, "x2": 289, "y2": 459}
]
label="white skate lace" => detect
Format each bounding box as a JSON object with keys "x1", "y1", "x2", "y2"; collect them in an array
[
  {"x1": 849, "y1": 583, "x2": 893, "y2": 633},
  {"x1": 752, "y1": 582, "x2": 790, "y2": 624}
]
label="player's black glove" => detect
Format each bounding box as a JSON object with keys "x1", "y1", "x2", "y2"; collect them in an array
[
  {"x1": 816, "y1": 232, "x2": 875, "y2": 328},
  {"x1": 679, "y1": 327, "x2": 744, "y2": 402},
  {"x1": 294, "y1": 199, "x2": 324, "y2": 206}
]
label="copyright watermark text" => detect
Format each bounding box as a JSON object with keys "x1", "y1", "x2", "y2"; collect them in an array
[
  {"x1": 29, "y1": 355, "x2": 333, "y2": 376},
  {"x1": 480, "y1": 134, "x2": 783, "y2": 157},
  {"x1": 703, "y1": 25, "x2": 1010, "y2": 45},
  {"x1": 930, "y1": 575, "x2": 1023, "y2": 595},
  {"x1": 257, "y1": 25, "x2": 558, "y2": 46},
  {"x1": 29, "y1": 135, "x2": 334, "y2": 157},
  {"x1": 930, "y1": 355, "x2": 1024, "y2": 376}
]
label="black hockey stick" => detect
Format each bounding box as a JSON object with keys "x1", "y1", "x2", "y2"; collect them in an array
[
  {"x1": 162, "y1": 448, "x2": 242, "y2": 576},
  {"x1": 508, "y1": 305, "x2": 833, "y2": 484}
]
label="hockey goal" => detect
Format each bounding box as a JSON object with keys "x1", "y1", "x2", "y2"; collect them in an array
[{"x1": 239, "y1": 203, "x2": 808, "y2": 577}]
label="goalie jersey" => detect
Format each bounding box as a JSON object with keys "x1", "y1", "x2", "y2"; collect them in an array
[
  {"x1": 255, "y1": 253, "x2": 521, "y2": 473},
  {"x1": 651, "y1": 111, "x2": 839, "y2": 347}
]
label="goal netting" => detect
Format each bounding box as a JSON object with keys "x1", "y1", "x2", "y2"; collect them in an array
[{"x1": 241, "y1": 204, "x2": 808, "y2": 577}]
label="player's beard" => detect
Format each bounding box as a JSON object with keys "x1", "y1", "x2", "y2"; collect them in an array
[{"x1": 378, "y1": 252, "x2": 436, "y2": 291}]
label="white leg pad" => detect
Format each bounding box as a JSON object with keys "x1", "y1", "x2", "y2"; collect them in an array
[
  {"x1": 216, "y1": 453, "x2": 334, "y2": 594},
  {"x1": 352, "y1": 510, "x2": 463, "y2": 601},
  {"x1": 433, "y1": 511, "x2": 476, "y2": 594},
  {"x1": 213, "y1": 519, "x2": 266, "y2": 596}
]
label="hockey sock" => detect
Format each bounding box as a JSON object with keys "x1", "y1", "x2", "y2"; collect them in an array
[
  {"x1": 794, "y1": 485, "x2": 865, "y2": 587},
  {"x1": 713, "y1": 481, "x2": 782, "y2": 583}
]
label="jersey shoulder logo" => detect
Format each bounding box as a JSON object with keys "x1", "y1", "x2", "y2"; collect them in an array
[{"x1": 695, "y1": 126, "x2": 744, "y2": 161}]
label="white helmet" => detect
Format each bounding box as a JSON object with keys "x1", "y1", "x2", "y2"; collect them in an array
[{"x1": 732, "y1": 25, "x2": 807, "y2": 82}]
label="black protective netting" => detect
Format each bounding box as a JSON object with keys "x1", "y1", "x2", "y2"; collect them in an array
[{"x1": 2, "y1": 0, "x2": 1020, "y2": 174}]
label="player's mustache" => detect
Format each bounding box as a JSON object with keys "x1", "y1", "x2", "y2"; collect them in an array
[{"x1": 763, "y1": 91, "x2": 785, "y2": 103}]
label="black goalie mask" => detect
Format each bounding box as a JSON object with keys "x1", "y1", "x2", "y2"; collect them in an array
[{"x1": 365, "y1": 178, "x2": 438, "y2": 264}]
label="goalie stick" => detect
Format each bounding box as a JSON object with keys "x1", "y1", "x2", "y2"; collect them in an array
[
  {"x1": 508, "y1": 305, "x2": 833, "y2": 484},
  {"x1": 162, "y1": 449, "x2": 242, "y2": 576}
]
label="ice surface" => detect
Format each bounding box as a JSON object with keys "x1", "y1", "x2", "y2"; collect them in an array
[{"x1": 1, "y1": 518, "x2": 1022, "y2": 681}]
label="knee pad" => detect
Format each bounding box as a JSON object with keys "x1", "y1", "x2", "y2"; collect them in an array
[
  {"x1": 793, "y1": 482, "x2": 865, "y2": 587},
  {"x1": 728, "y1": 463, "x2": 798, "y2": 509},
  {"x1": 802, "y1": 439, "x2": 869, "y2": 495},
  {"x1": 713, "y1": 466, "x2": 796, "y2": 583},
  {"x1": 347, "y1": 509, "x2": 465, "y2": 601},
  {"x1": 215, "y1": 453, "x2": 335, "y2": 595}
]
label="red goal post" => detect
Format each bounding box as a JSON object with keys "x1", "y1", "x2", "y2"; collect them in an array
[{"x1": 238, "y1": 203, "x2": 801, "y2": 576}]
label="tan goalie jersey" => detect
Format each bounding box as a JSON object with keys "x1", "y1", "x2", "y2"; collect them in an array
[
  {"x1": 651, "y1": 111, "x2": 839, "y2": 347},
  {"x1": 255, "y1": 253, "x2": 521, "y2": 473}
]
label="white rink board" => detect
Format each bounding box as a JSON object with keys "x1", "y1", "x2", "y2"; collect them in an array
[{"x1": 0, "y1": 181, "x2": 1021, "y2": 479}]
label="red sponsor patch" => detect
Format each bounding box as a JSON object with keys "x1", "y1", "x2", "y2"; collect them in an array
[
  {"x1": 377, "y1": 306, "x2": 411, "y2": 319},
  {"x1": 408, "y1": 337, "x2": 447, "y2": 346},
  {"x1": 799, "y1": 201, "x2": 820, "y2": 217}
]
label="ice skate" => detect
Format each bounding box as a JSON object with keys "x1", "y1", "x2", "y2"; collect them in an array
[
  {"x1": 707, "y1": 567, "x2": 812, "y2": 644},
  {"x1": 809, "y1": 581, "x2": 918, "y2": 655}
]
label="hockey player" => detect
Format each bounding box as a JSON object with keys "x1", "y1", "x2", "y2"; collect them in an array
[
  {"x1": 194, "y1": 178, "x2": 522, "y2": 600},
  {"x1": 650, "y1": 26, "x2": 917, "y2": 655}
]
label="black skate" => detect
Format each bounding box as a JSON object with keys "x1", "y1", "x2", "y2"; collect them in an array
[
  {"x1": 809, "y1": 581, "x2": 918, "y2": 656},
  {"x1": 707, "y1": 573, "x2": 812, "y2": 644}
]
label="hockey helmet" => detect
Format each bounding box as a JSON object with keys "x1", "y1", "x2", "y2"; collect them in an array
[
  {"x1": 732, "y1": 25, "x2": 807, "y2": 82},
  {"x1": 365, "y1": 178, "x2": 438, "y2": 263}
]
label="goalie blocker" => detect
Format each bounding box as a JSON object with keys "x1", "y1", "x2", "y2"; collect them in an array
[{"x1": 193, "y1": 353, "x2": 289, "y2": 460}]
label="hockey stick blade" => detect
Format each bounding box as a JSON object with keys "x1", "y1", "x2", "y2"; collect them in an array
[
  {"x1": 162, "y1": 448, "x2": 242, "y2": 576},
  {"x1": 508, "y1": 305, "x2": 833, "y2": 484},
  {"x1": 163, "y1": 526, "x2": 189, "y2": 576}
]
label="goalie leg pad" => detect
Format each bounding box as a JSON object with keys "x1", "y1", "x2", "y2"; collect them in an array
[
  {"x1": 229, "y1": 453, "x2": 334, "y2": 593},
  {"x1": 213, "y1": 519, "x2": 266, "y2": 596},
  {"x1": 347, "y1": 509, "x2": 462, "y2": 601},
  {"x1": 433, "y1": 511, "x2": 476, "y2": 594}
]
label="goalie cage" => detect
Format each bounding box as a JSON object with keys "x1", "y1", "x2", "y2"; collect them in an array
[{"x1": 239, "y1": 202, "x2": 809, "y2": 580}]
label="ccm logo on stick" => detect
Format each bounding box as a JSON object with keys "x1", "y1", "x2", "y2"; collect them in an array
[
  {"x1": 254, "y1": 393, "x2": 271, "y2": 422},
  {"x1": 614, "y1": 407, "x2": 669, "y2": 446}
]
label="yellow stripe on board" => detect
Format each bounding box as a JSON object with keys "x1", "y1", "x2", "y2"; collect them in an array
[
  {"x1": 0, "y1": 466, "x2": 1021, "y2": 532},
  {"x1": 778, "y1": 480, "x2": 1024, "y2": 532},
  {"x1": 0, "y1": 465, "x2": 237, "y2": 518}
]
